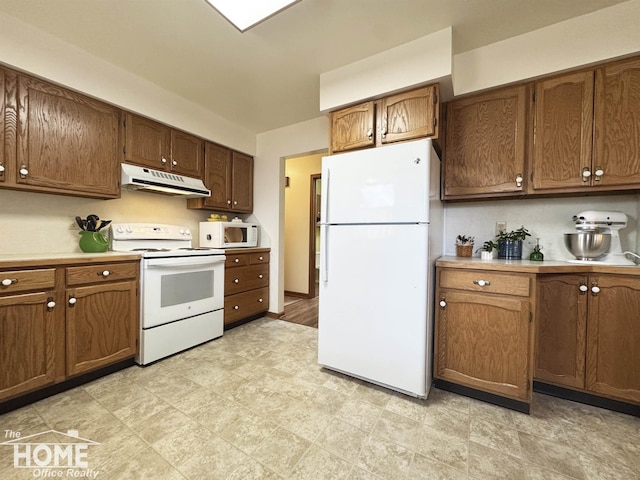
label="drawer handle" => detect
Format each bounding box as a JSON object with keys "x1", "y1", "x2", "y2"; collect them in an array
[
  {"x1": 258, "y1": 256, "x2": 263, "y2": 261},
  {"x1": 473, "y1": 279, "x2": 491, "y2": 287},
  {"x1": 99, "y1": 270, "x2": 111, "y2": 277},
  {"x1": 68, "y1": 295, "x2": 77, "y2": 306},
  {"x1": 258, "y1": 298, "x2": 263, "y2": 303},
  {"x1": 258, "y1": 274, "x2": 263, "y2": 279},
  {"x1": 234, "y1": 258, "x2": 240, "y2": 263},
  {"x1": 233, "y1": 305, "x2": 239, "y2": 310},
  {"x1": 1, "y1": 278, "x2": 18, "y2": 286},
  {"x1": 234, "y1": 278, "x2": 239, "y2": 284}
]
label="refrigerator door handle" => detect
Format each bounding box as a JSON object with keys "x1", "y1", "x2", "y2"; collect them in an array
[
  {"x1": 321, "y1": 224, "x2": 329, "y2": 282},
  {"x1": 322, "y1": 168, "x2": 330, "y2": 224}
]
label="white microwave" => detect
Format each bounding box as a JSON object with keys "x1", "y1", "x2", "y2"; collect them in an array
[{"x1": 199, "y1": 222, "x2": 258, "y2": 248}]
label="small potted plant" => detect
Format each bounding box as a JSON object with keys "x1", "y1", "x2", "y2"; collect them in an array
[
  {"x1": 477, "y1": 240, "x2": 498, "y2": 260},
  {"x1": 496, "y1": 226, "x2": 530, "y2": 260},
  {"x1": 455, "y1": 235, "x2": 475, "y2": 257}
]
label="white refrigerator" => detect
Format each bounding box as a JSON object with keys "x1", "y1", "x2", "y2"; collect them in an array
[{"x1": 317, "y1": 138, "x2": 443, "y2": 398}]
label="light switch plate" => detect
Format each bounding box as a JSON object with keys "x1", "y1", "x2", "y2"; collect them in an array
[{"x1": 496, "y1": 221, "x2": 507, "y2": 236}]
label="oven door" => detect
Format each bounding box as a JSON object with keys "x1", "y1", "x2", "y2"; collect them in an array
[{"x1": 141, "y1": 255, "x2": 225, "y2": 329}]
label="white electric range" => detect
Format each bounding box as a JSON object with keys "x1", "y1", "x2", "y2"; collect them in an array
[{"x1": 110, "y1": 223, "x2": 226, "y2": 365}]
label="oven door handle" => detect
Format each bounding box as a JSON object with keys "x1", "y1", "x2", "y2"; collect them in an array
[{"x1": 145, "y1": 258, "x2": 226, "y2": 269}]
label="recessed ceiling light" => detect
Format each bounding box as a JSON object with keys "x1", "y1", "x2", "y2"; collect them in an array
[{"x1": 205, "y1": 0, "x2": 301, "y2": 32}]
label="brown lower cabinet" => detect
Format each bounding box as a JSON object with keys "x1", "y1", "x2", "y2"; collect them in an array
[
  {"x1": 0, "y1": 258, "x2": 139, "y2": 404},
  {"x1": 536, "y1": 274, "x2": 640, "y2": 405},
  {"x1": 223, "y1": 248, "x2": 269, "y2": 327},
  {"x1": 434, "y1": 268, "x2": 534, "y2": 407}
]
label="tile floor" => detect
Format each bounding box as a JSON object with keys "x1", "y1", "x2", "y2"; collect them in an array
[{"x1": 1, "y1": 318, "x2": 639, "y2": 479}]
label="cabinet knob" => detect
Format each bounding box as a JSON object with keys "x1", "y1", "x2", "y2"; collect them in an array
[
  {"x1": 0, "y1": 162, "x2": 5, "y2": 173},
  {"x1": 234, "y1": 258, "x2": 240, "y2": 263},
  {"x1": 68, "y1": 296, "x2": 77, "y2": 306},
  {"x1": 258, "y1": 274, "x2": 263, "y2": 279},
  {"x1": 381, "y1": 125, "x2": 387, "y2": 139},
  {"x1": 234, "y1": 305, "x2": 239, "y2": 310},
  {"x1": 161, "y1": 156, "x2": 167, "y2": 164},
  {"x1": 582, "y1": 167, "x2": 591, "y2": 181},
  {"x1": 172, "y1": 159, "x2": 178, "y2": 166},
  {"x1": 19, "y1": 165, "x2": 29, "y2": 178},
  {"x1": 515, "y1": 174, "x2": 523, "y2": 188},
  {"x1": 367, "y1": 128, "x2": 373, "y2": 140},
  {"x1": 227, "y1": 200, "x2": 232, "y2": 205},
  {"x1": 233, "y1": 200, "x2": 238, "y2": 205},
  {"x1": 47, "y1": 300, "x2": 56, "y2": 310},
  {"x1": 579, "y1": 284, "x2": 588, "y2": 293},
  {"x1": 234, "y1": 278, "x2": 239, "y2": 283},
  {"x1": 258, "y1": 298, "x2": 263, "y2": 303},
  {"x1": 100, "y1": 270, "x2": 111, "y2": 277},
  {"x1": 473, "y1": 279, "x2": 491, "y2": 287},
  {"x1": 591, "y1": 285, "x2": 600, "y2": 295},
  {"x1": 439, "y1": 299, "x2": 446, "y2": 308},
  {"x1": 258, "y1": 256, "x2": 263, "y2": 261},
  {"x1": 1, "y1": 278, "x2": 17, "y2": 286},
  {"x1": 594, "y1": 167, "x2": 604, "y2": 181}
]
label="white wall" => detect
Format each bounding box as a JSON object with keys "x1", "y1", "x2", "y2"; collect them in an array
[
  {"x1": 255, "y1": 117, "x2": 329, "y2": 314},
  {"x1": 444, "y1": 195, "x2": 640, "y2": 261}
]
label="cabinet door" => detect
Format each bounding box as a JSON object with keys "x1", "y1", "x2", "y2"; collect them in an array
[
  {"x1": 124, "y1": 113, "x2": 171, "y2": 171},
  {"x1": 0, "y1": 68, "x2": 5, "y2": 184},
  {"x1": 0, "y1": 292, "x2": 57, "y2": 400},
  {"x1": 380, "y1": 85, "x2": 439, "y2": 144},
  {"x1": 66, "y1": 280, "x2": 138, "y2": 376},
  {"x1": 170, "y1": 129, "x2": 203, "y2": 178},
  {"x1": 586, "y1": 275, "x2": 640, "y2": 404},
  {"x1": 594, "y1": 57, "x2": 640, "y2": 189},
  {"x1": 330, "y1": 101, "x2": 375, "y2": 154},
  {"x1": 15, "y1": 74, "x2": 120, "y2": 198},
  {"x1": 435, "y1": 289, "x2": 532, "y2": 401},
  {"x1": 443, "y1": 85, "x2": 527, "y2": 199},
  {"x1": 535, "y1": 275, "x2": 587, "y2": 389},
  {"x1": 531, "y1": 71, "x2": 594, "y2": 191},
  {"x1": 231, "y1": 151, "x2": 254, "y2": 213},
  {"x1": 201, "y1": 142, "x2": 232, "y2": 210}
]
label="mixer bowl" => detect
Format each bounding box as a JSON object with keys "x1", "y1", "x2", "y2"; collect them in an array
[{"x1": 564, "y1": 232, "x2": 611, "y2": 260}]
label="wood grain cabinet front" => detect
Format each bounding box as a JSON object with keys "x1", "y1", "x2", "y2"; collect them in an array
[
  {"x1": 124, "y1": 112, "x2": 203, "y2": 178},
  {"x1": 223, "y1": 249, "x2": 269, "y2": 327},
  {"x1": 65, "y1": 261, "x2": 138, "y2": 377},
  {"x1": 0, "y1": 269, "x2": 60, "y2": 401},
  {"x1": 329, "y1": 84, "x2": 440, "y2": 154},
  {"x1": 3, "y1": 69, "x2": 121, "y2": 199},
  {"x1": 536, "y1": 274, "x2": 640, "y2": 405},
  {"x1": 434, "y1": 268, "x2": 534, "y2": 405}
]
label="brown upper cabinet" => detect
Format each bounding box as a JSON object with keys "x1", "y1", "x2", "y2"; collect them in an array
[
  {"x1": 0, "y1": 69, "x2": 5, "y2": 184},
  {"x1": 531, "y1": 56, "x2": 640, "y2": 193},
  {"x1": 124, "y1": 113, "x2": 203, "y2": 179},
  {"x1": 443, "y1": 85, "x2": 528, "y2": 200},
  {"x1": 330, "y1": 84, "x2": 440, "y2": 154},
  {"x1": 188, "y1": 142, "x2": 254, "y2": 213},
  {"x1": 2, "y1": 69, "x2": 121, "y2": 199}
]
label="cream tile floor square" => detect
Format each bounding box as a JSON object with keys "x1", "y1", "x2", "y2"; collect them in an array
[{"x1": 1, "y1": 318, "x2": 639, "y2": 479}]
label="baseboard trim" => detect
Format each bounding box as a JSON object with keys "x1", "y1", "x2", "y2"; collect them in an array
[{"x1": 434, "y1": 379, "x2": 530, "y2": 414}]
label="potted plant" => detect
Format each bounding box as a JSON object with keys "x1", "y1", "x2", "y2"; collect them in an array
[
  {"x1": 455, "y1": 235, "x2": 475, "y2": 257},
  {"x1": 477, "y1": 240, "x2": 498, "y2": 260},
  {"x1": 496, "y1": 226, "x2": 530, "y2": 259}
]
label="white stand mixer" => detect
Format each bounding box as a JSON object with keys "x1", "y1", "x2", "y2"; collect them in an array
[{"x1": 568, "y1": 210, "x2": 636, "y2": 265}]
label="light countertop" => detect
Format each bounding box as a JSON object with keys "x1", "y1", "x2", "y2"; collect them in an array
[{"x1": 0, "y1": 252, "x2": 142, "y2": 269}]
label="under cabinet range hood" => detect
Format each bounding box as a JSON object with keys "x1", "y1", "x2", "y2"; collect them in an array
[{"x1": 121, "y1": 164, "x2": 211, "y2": 198}]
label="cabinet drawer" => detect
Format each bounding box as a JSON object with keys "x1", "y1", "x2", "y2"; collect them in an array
[
  {"x1": 225, "y1": 254, "x2": 249, "y2": 268},
  {"x1": 66, "y1": 262, "x2": 139, "y2": 286},
  {"x1": 249, "y1": 252, "x2": 269, "y2": 265},
  {"x1": 224, "y1": 287, "x2": 269, "y2": 324},
  {"x1": 225, "y1": 264, "x2": 269, "y2": 295},
  {"x1": 440, "y1": 269, "x2": 530, "y2": 297},
  {"x1": 0, "y1": 269, "x2": 56, "y2": 294}
]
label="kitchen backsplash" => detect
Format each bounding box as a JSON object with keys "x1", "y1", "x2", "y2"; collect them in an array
[
  {"x1": 0, "y1": 189, "x2": 211, "y2": 254},
  {"x1": 444, "y1": 194, "x2": 640, "y2": 261}
]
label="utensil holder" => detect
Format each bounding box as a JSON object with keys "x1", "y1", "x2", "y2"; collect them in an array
[{"x1": 79, "y1": 231, "x2": 109, "y2": 253}]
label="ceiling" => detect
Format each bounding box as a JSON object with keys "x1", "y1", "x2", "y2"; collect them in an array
[{"x1": 0, "y1": 0, "x2": 629, "y2": 134}]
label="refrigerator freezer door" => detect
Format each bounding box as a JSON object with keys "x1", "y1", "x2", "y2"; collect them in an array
[
  {"x1": 318, "y1": 223, "x2": 431, "y2": 397},
  {"x1": 322, "y1": 139, "x2": 432, "y2": 225}
]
